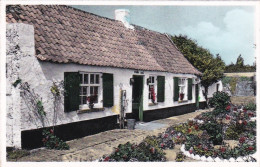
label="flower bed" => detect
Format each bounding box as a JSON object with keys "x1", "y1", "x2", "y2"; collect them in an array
[{"x1": 100, "y1": 92, "x2": 256, "y2": 162}]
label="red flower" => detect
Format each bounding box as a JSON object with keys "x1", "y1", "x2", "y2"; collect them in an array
[
  {"x1": 188, "y1": 128, "x2": 192, "y2": 133},
  {"x1": 171, "y1": 130, "x2": 175, "y2": 134},
  {"x1": 243, "y1": 109, "x2": 247, "y2": 113},
  {"x1": 115, "y1": 148, "x2": 119, "y2": 152},
  {"x1": 104, "y1": 157, "x2": 110, "y2": 161},
  {"x1": 194, "y1": 125, "x2": 199, "y2": 130},
  {"x1": 220, "y1": 147, "x2": 226, "y2": 152},
  {"x1": 150, "y1": 147, "x2": 155, "y2": 154},
  {"x1": 225, "y1": 115, "x2": 231, "y2": 120},
  {"x1": 243, "y1": 120, "x2": 247, "y2": 125},
  {"x1": 188, "y1": 121, "x2": 193, "y2": 126},
  {"x1": 226, "y1": 105, "x2": 231, "y2": 111},
  {"x1": 247, "y1": 146, "x2": 254, "y2": 151},
  {"x1": 233, "y1": 107, "x2": 237, "y2": 111},
  {"x1": 204, "y1": 147, "x2": 208, "y2": 152},
  {"x1": 160, "y1": 143, "x2": 164, "y2": 148},
  {"x1": 164, "y1": 134, "x2": 169, "y2": 138},
  {"x1": 50, "y1": 129, "x2": 54, "y2": 134},
  {"x1": 189, "y1": 150, "x2": 193, "y2": 154},
  {"x1": 239, "y1": 137, "x2": 246, "y2": 143},
  {"x1": 198, "y1": 144, "x2": 202, "y2": 149}
]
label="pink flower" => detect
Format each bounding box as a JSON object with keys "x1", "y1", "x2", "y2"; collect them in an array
[
  {"x1": 164, "y1": 134, "x2": 169, "y2": 138},
  {"x1": 189, "y1": 150, "x2": 193, "y2": 154}
]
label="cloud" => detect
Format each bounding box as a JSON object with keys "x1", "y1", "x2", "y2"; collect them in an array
[{"x1": 176, "y1": 9, "x2": 255, "y2": 65}]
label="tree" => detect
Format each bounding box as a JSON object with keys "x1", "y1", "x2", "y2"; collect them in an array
[
  {"x1": 225, "y1": 54, "x2": 256, "y2": 73},
  {"x1": 171, "y1": 35, "x2": 225, "y2": 106}
]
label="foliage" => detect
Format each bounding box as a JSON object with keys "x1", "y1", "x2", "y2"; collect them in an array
[
  {"x1": 171, "y1": 35, "x2": 225, "y2": 105},
  {"x1": 7, "y1": 149, "x2": 30, "y2": 160},
  {"x1": 42, "y1": 128, "x2": 69, "y2": 150},
  {"x1": 200, "y1": 121, "x2": 223, "y2": 145},
  {"x1": 175, "y1": 152, "x2": 186, "y2": 162},
  {"x1": 100, "y1": 140, "x2": 166, "y2": 162},
  {"x1": 36, "y1": 100, "x2": 46, "y2": 117},
  {"x1": 244, "y1": 102, "x2": 256, "y2": 111},
  {"x1": 225, "y1": 55, "x2": 256, "y2": 73},
  {"x1": 12, "y1": 78, "x2": 22, "y2": 88},
  {"x1": 209, "y1": 91, "x2": 230, "y2": 110},
  {"x1": 225, "y1": 124, "x2": 241, "y2": 140}
]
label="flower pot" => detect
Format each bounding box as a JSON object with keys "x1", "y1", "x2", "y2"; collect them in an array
[{"x1": 180, "y1": 93, "x2": 184, "y2": 100}]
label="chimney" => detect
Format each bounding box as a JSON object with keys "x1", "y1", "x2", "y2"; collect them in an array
[{"x1": 115, "y1": 9, "x2": 134, "y2": 30}]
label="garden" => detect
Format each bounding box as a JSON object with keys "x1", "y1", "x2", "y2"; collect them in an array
[{"x1": 100, "y1": 92, "x2": 257, "y2": 162}]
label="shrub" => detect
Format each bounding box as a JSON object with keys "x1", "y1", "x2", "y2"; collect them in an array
[
  {"x1": 209, "y1": 91, "x2": 230, "y2": 110},
  {"x1": 101, "y1": 140, "x2": 166, "y2": 162},
  {"x1": 244, "y1": 102, "x2": 256, "y2": 111},
  {"x1": 175, "y1": 152, "x2": 186, "y2": 162},
  {"x1": 42, "y1": 128, "x2": 69, "y2": 150},
  {"x1": 225, "y1": 124, "x2": 241, "y2": 140},
  {"x1": 200, "y1": 121, "x2": 223, "y2": 145}
]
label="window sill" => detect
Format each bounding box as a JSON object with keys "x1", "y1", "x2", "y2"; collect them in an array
[
  {"x1": 149, "y1": 103, "x2": 158, "y2": 106},
  {"x1": 178, "y1": 100, "x2": 189, "y2": 103},
  {"x1": 76, "y1": 108, "x2": 105, "y2": 114}
]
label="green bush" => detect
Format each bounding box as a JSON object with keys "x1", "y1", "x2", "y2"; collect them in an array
[
  {"x1": 225, "y1": 124, "x2": 241, "y2": 140},
  {"x1": 200, "y1": 121, "x2": 223, "y2": 145},
  {"x1": 209, "y1": 91, "x2": 230, "y2": 110},
  {"x1": 102, "y1": 140, "x2": 166, "y2": 162},
  {"x1": 244, "y1": 102, "x2": 256, "y2": 111},
  {"x1": 42, "y1": 128, "x2": 69, "y2": 150}
]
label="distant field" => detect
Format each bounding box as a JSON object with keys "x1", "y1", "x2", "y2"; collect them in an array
[
  {"x1": 224, "y1": 72, "x2": 255, "y2": 77},
  {"x1": 231, "y1": 96, "x2": 256, "y2": 105}
]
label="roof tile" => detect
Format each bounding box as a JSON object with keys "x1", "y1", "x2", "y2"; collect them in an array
[{"x1": 6, "y1": 5, "x2": 201, "y2": 75}]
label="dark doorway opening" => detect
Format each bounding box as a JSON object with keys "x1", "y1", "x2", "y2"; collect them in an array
[{"x1": 132, "y1": 75, "x2": 144, "y2": 121}]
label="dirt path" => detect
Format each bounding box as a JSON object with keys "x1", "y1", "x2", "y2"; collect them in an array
[{"x1": 13, "y1": 109, "x2": 210, "y2": 162}]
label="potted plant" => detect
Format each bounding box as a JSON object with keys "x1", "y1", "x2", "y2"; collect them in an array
[
  {"x1": 87, "y1": 95, "x2": 97, "y2": 109},
  {"x1": 179, "y1": 91, "x2": 185, "y2": 101},
  {"x1": 150, "y1": 87, "x2": 156, "y2": 104}
]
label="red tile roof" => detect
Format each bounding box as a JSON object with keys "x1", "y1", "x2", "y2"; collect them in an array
[{"x1": 6, "y1": 5, "x2": 201, "y2": 75}]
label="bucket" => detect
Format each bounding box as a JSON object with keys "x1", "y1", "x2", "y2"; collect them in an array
[{"x1": 127, "y1": 119, "x2": 135, "y2": 130}]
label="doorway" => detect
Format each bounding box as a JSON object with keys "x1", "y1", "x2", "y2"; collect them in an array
[{"x1": 132, "y1": 75, "x2": 144, "y2": 121}]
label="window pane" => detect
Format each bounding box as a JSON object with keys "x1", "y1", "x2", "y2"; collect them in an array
[
  {"x1": 96, "y1": 74, "x2": 99, "y2": 84},
  {"x1": 94, "y1": 86, "x2": 98, "y2": 95},
  {"x1": 80, "y1": 74, "x2": 83, "y2": 84},
  {"x1": 83, "y1": 86, "x2": 87, "y2": 95},
  {"x1": 82, "y1": 96, "x2": 87, "y2": 104},
  {"x1": 90, "y1": 74, "x2": 94, "y2": 84},
  {"x1": 152, "y1": 77, "x2": 154, "y2": 83},
  {"x1": 80, "y1": 87, "x2": 82, "y2": 95},
  {"x1": 84, "y1": 74, "x2": 88, "y2": 84},
  {"x1": 90, "y1": 86, "x2": 94, "y2": 94}
]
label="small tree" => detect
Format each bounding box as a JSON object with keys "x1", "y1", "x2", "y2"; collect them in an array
[{"x1": 171, "y1": 35, "x2": 225, "y2": 106}]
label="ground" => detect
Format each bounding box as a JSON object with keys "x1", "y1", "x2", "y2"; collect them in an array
[{"x1": 8, "y1": 109, "x2": 211, "y2": 162}]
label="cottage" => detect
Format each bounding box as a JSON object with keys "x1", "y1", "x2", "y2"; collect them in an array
[{"x1": 6, "y1": 5, "x2": 221, "y2": 149}]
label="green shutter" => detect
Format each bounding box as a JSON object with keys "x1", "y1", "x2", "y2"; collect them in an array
[
  {"x1": 188, "y1": 78, "x2": 193, "y2": 100},
  {"x1": 64, "y1": 72, "x2": 80, "y2": 112},
  {"x1": 103, "y1": 73, "x2": 114, "y2": 107},
  {"x1": 174, "y1": 77, "x2": 179, "y2": 101},
  {"x1": 157, "y1": 76, "x2": 165, "y2": 102}
]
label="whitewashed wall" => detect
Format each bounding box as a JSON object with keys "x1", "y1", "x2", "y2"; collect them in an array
[
  {"x1": 6, "y1": 23, "x2": 207, "y2": 148},
  {"x1": 208, "y1": 81, "x2": 223, "y2": 98}
]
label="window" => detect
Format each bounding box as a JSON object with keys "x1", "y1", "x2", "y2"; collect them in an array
[
  {"x1": 178, "y1": 78, "x2": 188, "y2": 100},
  {"x1": 64, "y1": 72, "x2": 114, "y2": 112},
  {"x1": 79, "y1": 73, "x2": 101, "y2": 109},
  {"x1": 148, "y1": 76, "x2": 157, "y2": 103}
]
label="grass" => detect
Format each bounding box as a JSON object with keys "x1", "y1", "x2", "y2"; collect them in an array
[{"x1": 7, "y1": 149, "x2": 30, "y2": 161}]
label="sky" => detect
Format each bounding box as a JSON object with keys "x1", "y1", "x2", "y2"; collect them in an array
[{"x1": 72, "y1": 5, "x2": 256, "y2": 65}]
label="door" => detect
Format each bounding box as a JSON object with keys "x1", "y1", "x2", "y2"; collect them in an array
[
  {"x1": 132, "y1": 75, "x2": 144, "y2": 121},
  {"x1": 195, "y1": 84, "x2": 199, "y2": 109}
]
